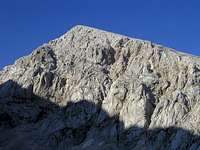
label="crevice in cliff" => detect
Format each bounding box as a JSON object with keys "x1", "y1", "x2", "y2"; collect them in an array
[{"x1": 142, "y1": 84, "x2": 157, "y2": 128}]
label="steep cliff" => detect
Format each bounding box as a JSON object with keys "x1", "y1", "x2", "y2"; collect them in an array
[{"x1": 0, "y1": 25, "x2": 200, "y2": 150}]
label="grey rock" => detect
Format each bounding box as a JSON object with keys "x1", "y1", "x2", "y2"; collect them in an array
[{"x1": 0, "y1": 25, "x2": 200, "y2": 149}]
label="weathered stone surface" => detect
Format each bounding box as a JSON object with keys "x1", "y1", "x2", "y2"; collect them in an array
[{"x1": 0, "y1": 25, "x2": 200, "y2": 149}]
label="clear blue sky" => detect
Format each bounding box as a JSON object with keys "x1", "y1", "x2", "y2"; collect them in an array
[{"x1": 1, "y1": 0, "x2": 200, "y2": 69}]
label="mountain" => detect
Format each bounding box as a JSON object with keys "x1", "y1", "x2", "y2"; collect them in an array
[{"x1": 0, "y1": 25, "x2": 200, "y2": 150}]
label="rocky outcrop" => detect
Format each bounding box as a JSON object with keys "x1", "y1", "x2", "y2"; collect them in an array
[{"x1": 0, "y1": 25, "x2": 200, "y2": 149}]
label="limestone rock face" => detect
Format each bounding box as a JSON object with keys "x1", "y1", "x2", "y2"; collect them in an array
[{"x1": 1, "y1": 25, "x2": 200, "y2": 150}]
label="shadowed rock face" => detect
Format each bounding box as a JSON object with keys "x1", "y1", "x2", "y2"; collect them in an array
[{"x1": 0, "y1": 25, "x2": 200, "y2": 149}]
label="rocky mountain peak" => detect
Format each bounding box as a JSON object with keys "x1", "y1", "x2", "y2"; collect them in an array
[{"x1": 0, "y1": 25, "x2": 200, "y2": 149}]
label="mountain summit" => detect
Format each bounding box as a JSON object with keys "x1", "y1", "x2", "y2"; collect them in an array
[{"x1": 0, "y1": 25, "x2": 200, "y2": 149}]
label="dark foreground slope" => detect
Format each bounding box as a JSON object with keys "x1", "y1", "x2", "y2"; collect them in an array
[{"x1": 0, "y1": 25, "x2": 200, "y2": 149}]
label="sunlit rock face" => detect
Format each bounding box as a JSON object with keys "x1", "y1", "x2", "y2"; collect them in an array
[{"x1": 1, "y1": 25, "x2": 200, "y2": 150}]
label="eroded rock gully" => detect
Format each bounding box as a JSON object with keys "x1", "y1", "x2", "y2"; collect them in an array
[{"x1": 0, "y1": 25, "x2": 200, "y2": 150}]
